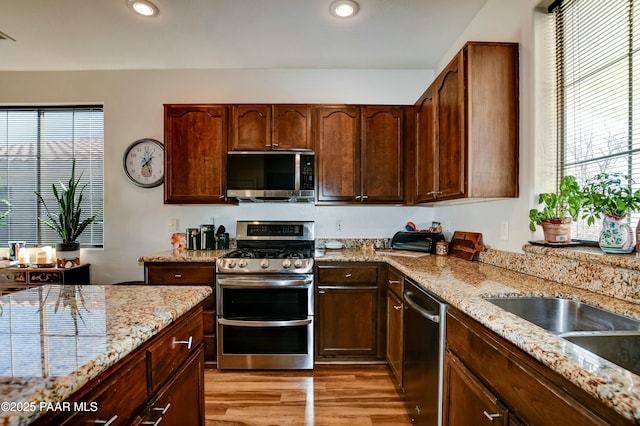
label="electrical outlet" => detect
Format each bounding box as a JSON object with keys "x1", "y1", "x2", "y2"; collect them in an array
[
  {"x1": 169, "y1": 218, "x2": 178, "y2": 233},
  {"x1": 336, "y1": 219, "x2": 344, "y2": 232},
  {"x1": 500, "y1": 220, "x2": 509, "y2": 240}
]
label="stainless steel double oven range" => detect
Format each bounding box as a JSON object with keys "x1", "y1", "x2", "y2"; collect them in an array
[{"x1": 216, "y1": 221, "x2": 315, "y2": 370}]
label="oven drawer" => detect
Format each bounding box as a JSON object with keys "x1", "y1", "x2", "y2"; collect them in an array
[
  {"x1": 147, "y1": 308, "x2": 203, "y2": 392},
  {"x1": 317, "y1": 264, "x2": 378, "y2": 285}
]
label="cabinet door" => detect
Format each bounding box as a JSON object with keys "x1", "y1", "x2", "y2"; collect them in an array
[
  {"x1": 415, "y1": 86, "x2": 438, "y2": 203},
  {"x1": 361, "y1": 107, "x2": 404, "y2": 203},
  {"x1": 141, "y1": 348, "x2": 204, "y2": 426},
  {"x1": 314, "y1": 106, "x2": 361, "y2": 202},
  {"x1": 164, "y1": 105, "x2": 228, "y2": 203},
  {"x1": 316, "y1": 286, "x2": 378, "y2": 357},
  {"x1": 386, "y1": 289, "x2": 403, "y2": 387},
  {"x1": 272, "y1": 105, "x2": 312, "y2": 150},
  {"x1": 444, "y1": 352, "x2": 508, "y2": 426},
  {"x1": 435, "y1": 53, "x2": 466, "y2": 200},
  {"x1": 230, "y1": 105, "x2": 271, "y2": 151}
]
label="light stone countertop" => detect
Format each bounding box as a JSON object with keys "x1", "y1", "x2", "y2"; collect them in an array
[
  {"x1": 139, "y1": 246, "x2": 640, "y2": 421},
  {"x1": 0, "y1": 284, "x2": 212, "y2": 425}
]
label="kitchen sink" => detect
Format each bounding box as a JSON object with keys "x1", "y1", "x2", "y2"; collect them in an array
[
  {"x1": 564, "y1": 333, "x2": 640, "y2": 376},
  {"x1": 484, "y1": 297, "x2": 640, "y2": 334}
]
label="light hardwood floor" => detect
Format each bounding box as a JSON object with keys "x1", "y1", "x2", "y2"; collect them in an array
[{"x1": 204, "y1": 365, "x2": 412, "y2": 426}]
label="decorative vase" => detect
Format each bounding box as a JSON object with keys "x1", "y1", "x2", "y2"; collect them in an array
[
  {"x1": 541, "y1": 219, "x2": 572, "y2": 244},
  {"x1": 599, "y1": 214, "x2": 634, "y2": 254},
  {"x1": 56, "y1": 242, "x2": 81, "y2": 268}
]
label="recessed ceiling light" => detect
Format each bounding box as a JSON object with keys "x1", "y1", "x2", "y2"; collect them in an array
[
  {"x1": 330, "y1": 0, "x2": 359, "y2": 18},
  {"x1": 127, "y1": 0, "x2": 159, "y2": 17}
]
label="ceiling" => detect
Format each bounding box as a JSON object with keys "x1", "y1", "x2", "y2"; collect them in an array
[{"x1": 0, "y1": 0, "x2": 487, "y2": 72}]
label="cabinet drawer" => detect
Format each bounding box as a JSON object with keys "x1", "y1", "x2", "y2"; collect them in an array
[
  {"x1": 147, "y1": 308, "x2": 204, "y2": 392},
  {"x1": 146, "y1": 264, "x2": 214, "y2": 284},
  {"x1": 387, "y1": 267, "x2": 403, "y2": 297},
  {"x1": 318, "y1": 266, "x2": 378, "y2": 284},
  {"x1": 62, "y1": 353, "x2": 148, "y2": 426}
]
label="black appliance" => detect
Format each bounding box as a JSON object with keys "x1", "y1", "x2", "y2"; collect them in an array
[
  {"x1": 391, "y1": 231, "x2": 445, "y2": 253},
  {"x1": 216, "y1": 221, "x2": 315, "y2": 370},
  {"x1": 226, "y1": 152, "x2": 315, "y2": 201}
]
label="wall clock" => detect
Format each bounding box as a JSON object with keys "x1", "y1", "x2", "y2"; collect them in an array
[{"x1": 123, "y1": 138, "x2": 165, "y2": 188}]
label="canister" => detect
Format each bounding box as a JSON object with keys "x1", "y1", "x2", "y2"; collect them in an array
[
  {"x1": 436, "y1": 241, "x2": 448, "y2": 256},
  {"x1": 217, "y1": 233, "x2": 229, "y2": 250},
  {"x1": 200, "y1": 224, "x2": 215, "y2": 250},
  {"x1": 186, "y1": 228, "x2": 201, "y2": 250}
]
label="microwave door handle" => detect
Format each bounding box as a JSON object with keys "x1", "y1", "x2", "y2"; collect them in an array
[
  {"x1": 218, "y1": 318, "x2": 312, "y2": 327},
  {"x1": 294, "y1": 153, "x2": 301, "y2": 190}
]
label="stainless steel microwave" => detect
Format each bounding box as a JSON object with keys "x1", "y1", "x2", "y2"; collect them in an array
[{"x1": 226, "y1": 152, "x2": 315, "y2": 201}]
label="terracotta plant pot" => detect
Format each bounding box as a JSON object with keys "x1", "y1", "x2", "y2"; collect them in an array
[
  {"x1": 541, "y1": 219, "x2": 572, "y2": 244},
  {"x1": 56, "y1": 242, "x2": 81, "y2": 268}
]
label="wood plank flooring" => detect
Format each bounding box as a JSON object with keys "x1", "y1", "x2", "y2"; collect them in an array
[{"x1": 204, "y1": 365, "x2": 412, "y2": 426}]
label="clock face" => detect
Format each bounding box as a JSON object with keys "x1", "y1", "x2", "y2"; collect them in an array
[{"x1": 123, "y1": 139, "x2": 165, "y2": 188}]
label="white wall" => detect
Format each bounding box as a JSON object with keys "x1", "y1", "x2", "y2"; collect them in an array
[{"x1": 0, "y1": 68, "x2": 435, "y2": 284}]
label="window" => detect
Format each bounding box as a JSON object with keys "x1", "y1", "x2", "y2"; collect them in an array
[
  {"x1": 552, "y1": 0, "x2": 640, "y2": 239},
  {"x1": 0, "y1": 106, "x2": 104, "y2": 247}
]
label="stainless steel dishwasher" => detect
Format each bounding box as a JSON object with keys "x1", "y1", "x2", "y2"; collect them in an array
[{"x1": 403, "y1": 278, "x2": 447, "y2": 425}]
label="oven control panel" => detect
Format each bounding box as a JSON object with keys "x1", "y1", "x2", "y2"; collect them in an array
[{"x1": 216, "y1": 257, "x2": 314, "y2": 274}]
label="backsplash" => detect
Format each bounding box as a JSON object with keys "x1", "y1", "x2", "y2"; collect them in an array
[{"x1": 479, "y1": 245, "x2": 640, "y2": 304}]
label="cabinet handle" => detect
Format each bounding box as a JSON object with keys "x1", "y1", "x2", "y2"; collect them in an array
[
  {"x1": 272, "y1": 142, "x2": 278, "y2": 147},
  {"x1": 174, "y1": 274, "x2": 182, "y2": 279},
  {"x1": 219, "y1": 195, "x2": 226, "y2": 200},
  {"x1": 393, "y1": 305, "x2": 402, "y2": 310},
  {"x1": 172, "y1": 335, "x2": 193, "y2": 350},
  {"x1": 93, "y1": 416, "x2": 118, "y2": 425},
  {"x1": 318, "y1": 290, "x2": 326, "y2": 294},
  {"x1": 153, "y1": 403, "x2": 171, "y2": 415},
  {"x1": 388, "y1": 280, "x2": 400, "y2": 285},
  {"x1": 483, "y1": 411, "x2": 503, "y2": 422},
  {"x1": 361, "y1": 195, "x2": 369, "y2": 200},
  {"x1": 141, "y1": 419, "x2": 163, "y2": 426},
  {"x1": 355, "y1": 195, "x2": 361, "y2": 200},
  {"x1": 344, "y1": 273, "x2": 352, "y2": 278}
]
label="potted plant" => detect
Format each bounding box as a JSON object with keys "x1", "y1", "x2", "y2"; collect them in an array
[
  {"x1": 35, "y1": 160, "x2": 100, "y2": 267},
  {"x1": 582, "y1": 172, "x2": 640, "y2": 253},
  {"x1": 529, "y1": 175, "x2": 583, "y2": 243}
]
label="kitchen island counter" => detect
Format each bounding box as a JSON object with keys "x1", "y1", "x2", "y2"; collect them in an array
[
  {"x1": 0, "y1": 284, "x2": 211, "y2": 425},
  {"x1": 318, "y1": 249, "x2": 640, "y2": 423}
]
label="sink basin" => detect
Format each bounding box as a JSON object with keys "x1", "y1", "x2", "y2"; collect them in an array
[
  {"x1": 564, "y1": 333, "x2": 640, "y2": 376},
  {"x1": 484, "y1": 297, "x2": 640, "y2": 334}
]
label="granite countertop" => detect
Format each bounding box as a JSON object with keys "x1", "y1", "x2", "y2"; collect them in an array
[
  {"x1": 138, "y1": 249, "x2": 231, "y2": 263},
  {"x1": 0, "y1": 284, "x2": 211, "y2": 425},
  {"x1": 319, "y1": 248, "x2": 640, "y2": 422}
]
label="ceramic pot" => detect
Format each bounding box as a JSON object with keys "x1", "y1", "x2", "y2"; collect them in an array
[
  {"x1": 599, "y1": 214, "x2": 634, "y2": 254},
  {"x1": 56, "y1": 242, "x2": 80, "y2": 268},
  {"x1": 541, "y1": 219, "x2": 572, "y2": 244}
]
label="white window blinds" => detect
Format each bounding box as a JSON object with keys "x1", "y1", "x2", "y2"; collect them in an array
[{"x1": 0, "y1": 106, "x2": 104, "y2": 247}]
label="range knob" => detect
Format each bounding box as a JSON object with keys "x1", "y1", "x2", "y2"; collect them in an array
[
  {"x1": 293, "y1": 259, "x2": 303, "y2": 269},
  {"x1": 260, "y1": 258, "x2": 270, "y2": 269},
  {"x1": 226, "y1": 259, "x2": 236, "y2": 269},
  {"x1": 238, "y1": 259, "x2": 248, "y2": 269},
  {"x1": 282, "y1": 259, "x2": 292, "y2": 269}
]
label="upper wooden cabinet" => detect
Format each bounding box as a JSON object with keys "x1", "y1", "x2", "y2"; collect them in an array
[
  {"x1": 229, "y1": 104, "x2": 312, "y2": 151},
  {"x1": 164, "y1": 104, "x2": 229, "y2": 204},
  {"x1": 413, "y1": 42, "x2": 519, "y2": 203},
  {"x1": 315, "y1": 105, "x2": 405, "y2": 204}
]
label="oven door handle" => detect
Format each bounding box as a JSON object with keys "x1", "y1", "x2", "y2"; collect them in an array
[
  {"x1": 218, "y1": 318, "x2": 313, "y2": 327},
  {"x1": 217, "y1": 277, "x2": 313, "y2": 288}
]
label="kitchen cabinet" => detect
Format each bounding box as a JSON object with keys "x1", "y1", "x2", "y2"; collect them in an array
[
  {"x1": 144, "y1": 262, "x2": 217, "y2": 366},
  {"x1": 412, "y1": 42, "x2": 519, "y2": 203},
  {"x1": 35, "y1": 306, "x2": 205, "y2": 426},
  {"x1": 0, "y1": 263, "x2": 90, "y2": 295},
  {"x1": 315, "y1": 262, "x2": 384, "y2": 359},
  {"x1": 164, "y1": 104, "x2": 229, "y2": 204},
  {"x1": 446, "y1": 306, "x2": 628, "y2": 426},
  {"x1": 386, "y1": 267, "x2": 404, "y2": 388},
  {"x1": 229, "y1": 104, "x2": 312, "y2": 151},
  {"x1": 314, "y1": 106, "x2": 405, "y2": 204}
]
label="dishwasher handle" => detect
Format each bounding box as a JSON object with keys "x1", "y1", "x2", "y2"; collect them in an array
[{"x1": 403, "y1": 291, "x2": 440, "y2": 323}]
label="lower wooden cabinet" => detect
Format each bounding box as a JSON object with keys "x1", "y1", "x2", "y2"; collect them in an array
[
  {"x1": 315, "y1": 262, "x2": 384, "y2": 360},
  {"x1": 144, "y1": 262, "x2": 217, "y2": 366},
  {"x1": 36, "y1": 306, "x2": 205, "y2": 426},
  {"x1": 446, "y1": 307, "x2": 629, "y2": 426},
  {"x1": 386, "y1": 267, "x2": 404, "y2": 387}
]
